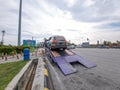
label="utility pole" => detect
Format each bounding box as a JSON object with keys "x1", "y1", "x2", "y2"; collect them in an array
[
  {"x1": 18, "y1": 0, "x2": 22, "y2": 46},
  {"x1": 32, "y1": 36, "x2": 34, "y2": 51},
  {"x1": 1, "y1": 30, "x2": 5, "y2": 45}
]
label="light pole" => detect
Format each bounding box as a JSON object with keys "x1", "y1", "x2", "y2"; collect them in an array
[
  {"x1": 32, "y1": 36, "x2": 35, "y2": 52},
  {"x1": 1, "y1": 30, "x2": 5, "y2": 45},
  {"x1": 18, "y1": 0, "x2": 22, "y2": 46}
]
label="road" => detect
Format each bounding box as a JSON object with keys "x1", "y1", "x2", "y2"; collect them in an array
[{"x1": 46, "y1": 48, "x2": 120, "y2": 90}]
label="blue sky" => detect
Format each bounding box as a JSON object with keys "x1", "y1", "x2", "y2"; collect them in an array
[{"x1": 0, "y1": 0, "x2": 120, "y2": 45}]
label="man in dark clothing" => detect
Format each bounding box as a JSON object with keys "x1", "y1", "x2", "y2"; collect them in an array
[{"x1": 44, "y1": 38, "x2": 48, "y2": 48}]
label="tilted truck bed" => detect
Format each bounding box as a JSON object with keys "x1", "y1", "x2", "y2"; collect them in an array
[{"x1": 45, "y1": 48, "x2": 96, "y2": 75}]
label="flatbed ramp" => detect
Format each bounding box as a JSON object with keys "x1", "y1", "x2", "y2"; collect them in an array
[
  {"x1": 46, "y1": 48, "x2": 96, "y2": 75},
  {"x1": 55, "y1": 57, "x2": 77, "y2": 75},
  {"x1": 64, "y1": 55, "x2": 96, "y2": 68}
]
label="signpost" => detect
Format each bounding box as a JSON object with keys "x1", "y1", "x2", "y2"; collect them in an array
[{"x1": 23, "y1": 40, "x2": 36, "y2": 47}]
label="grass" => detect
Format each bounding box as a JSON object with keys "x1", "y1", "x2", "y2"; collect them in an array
[
  {"x1": 30, "y1": 47, "x2": 36, "y2": 52},
  {"x1": 0, "y1": 60, "x2": 29, "y2": 90}
]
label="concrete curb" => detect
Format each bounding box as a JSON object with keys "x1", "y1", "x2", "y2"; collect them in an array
[
  {"x1": 45, "y1": 56, "x2": 66, "y2": 90},
  {"x1": 5, "y1": 60, "x2": 32, "y2": 90},
  {"x1": 40, "y1": 48, "x2": 50, "y2": 90},
  {"x1": 31, "y1": 57, "x2": 44, "y2": 90},
  {"x1": 43, "y1": 61, "x2": 49, "y2": 90}
]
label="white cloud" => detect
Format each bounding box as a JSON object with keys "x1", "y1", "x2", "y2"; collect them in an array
[
  {"x1": 0, "y1": 0, "x2": 120, "y2": 45},
  {"x1": 83, "y1": 0, "x2": 95, "y2": 7},
  {"x1": 64, "y1": 0, "x2": 78, "y2": 7}
]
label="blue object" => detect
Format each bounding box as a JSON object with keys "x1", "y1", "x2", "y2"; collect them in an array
[
  {"x1": 64, "y1": 55, "x2": 96, "y2": 68},
  {"x1": 55, "y1": 57, "x2": 77, "y2": 75},
  {"x1": 23, "y1": 48, "x2": 30, "y2": 60}
]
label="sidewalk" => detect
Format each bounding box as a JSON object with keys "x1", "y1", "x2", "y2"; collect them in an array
[
  {"x1": 0, "y1": 49, "x2": 42, "y2": 64},
  {"x1": 0, "y1": 55, "x2": 23, "y2": 64}
]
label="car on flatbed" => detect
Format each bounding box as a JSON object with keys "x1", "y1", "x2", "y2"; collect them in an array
[{"x1": 47, "y1": 35, "x2": 67, "y2": 50}]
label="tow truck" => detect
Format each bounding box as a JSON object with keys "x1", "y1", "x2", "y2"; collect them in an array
[{"x1": 45, "y1": 47, "x2": 96, "y2": 75}]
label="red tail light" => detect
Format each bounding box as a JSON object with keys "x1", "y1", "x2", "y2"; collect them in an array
[{"x1": 52, "y1": 40, "x2": 57, "y2": 43}]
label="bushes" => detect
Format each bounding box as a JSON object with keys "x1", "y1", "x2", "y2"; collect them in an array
[
  {"x1": 0, "y1": 46, "x2": 15, "y2": 55},
  {"x1": 0, "y1": 46, "x2": 30, "y2": 55},
  {"x1": 14, "y1": 46, "x2": 30, "y2": 53}
]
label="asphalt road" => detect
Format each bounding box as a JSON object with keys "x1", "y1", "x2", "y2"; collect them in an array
[{"x1": 46, "y1": 48, "x2": 120, "y2": 90}]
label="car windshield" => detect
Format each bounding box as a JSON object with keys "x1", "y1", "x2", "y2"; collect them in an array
[{"x1": 54, "y1": 36, "x2": 65, "y2": 41}]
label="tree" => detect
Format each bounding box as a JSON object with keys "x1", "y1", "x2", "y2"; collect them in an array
[
  {"x1": 87, "y1": 38, "x2": 89, "y2": 41},
  {"x1": 103, "y1": 41, "x2": 107, "y2": 45},
  {"x1": 103, "y1": 41, "x2": 111, "y2": 46},
  {"x1": 116, "y1": 40, "x2": 120, "y2": 44}
]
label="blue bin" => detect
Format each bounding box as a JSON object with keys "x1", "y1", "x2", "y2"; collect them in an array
[{"x1": 23, "y1": 48, "x2": 30, "y2": 60}]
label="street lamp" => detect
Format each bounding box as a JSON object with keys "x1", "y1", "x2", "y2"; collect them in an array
[
  {"x1": 18, "y1": 0, "x2": 22, "y2": 46},
  {"x1": 1, "y1": 30, "x2": 5, "y2": 45}
]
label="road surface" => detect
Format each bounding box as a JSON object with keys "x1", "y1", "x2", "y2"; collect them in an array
[{"x1": 46, "y1": 48, "x2": 120, "y2": 90}]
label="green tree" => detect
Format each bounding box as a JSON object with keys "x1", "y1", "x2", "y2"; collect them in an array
[
  {"x1": 103, "y1": 41, "x2": 111, "y2": 46},
  {"x1": 116, "y1": 40, "x2": 120, "y2": 44}
]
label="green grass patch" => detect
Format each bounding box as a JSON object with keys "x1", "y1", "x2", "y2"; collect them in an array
[
  {"x1": 30, "y1": 47, "x2": 36, "y2": 52},
  {"x1": 0, "y1": 60, "x2": 29, "y2": 90}
]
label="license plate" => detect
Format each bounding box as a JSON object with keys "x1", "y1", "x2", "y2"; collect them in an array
[{"x1": 59, "y1": 43, "x2": 64, "y2": 45}]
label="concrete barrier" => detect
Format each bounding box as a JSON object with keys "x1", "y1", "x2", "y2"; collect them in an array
[
  {"x1": 43, "y1": 61, "x2": 49, "y2": 90},
  {"x1": 31, "y1": 57, "x2": 44, "y2": 90},
  {"x1": 31, "y1": 57, "x2": 50, "y2": 90}
]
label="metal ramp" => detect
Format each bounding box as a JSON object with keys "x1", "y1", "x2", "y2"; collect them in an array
[
  {"x1": 63, "y1": 55, "x2": 96, "y2": 68},
  {"x1": 54, "y1": 57, "x2": 77, "y2": 75},
  {"x1": 46, "y1": 48, "x2": 96, "y2": 75}
]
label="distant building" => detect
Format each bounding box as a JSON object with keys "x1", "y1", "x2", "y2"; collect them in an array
[{"x1": 81, "y1": 42, "x2": 90, "y2": 48}]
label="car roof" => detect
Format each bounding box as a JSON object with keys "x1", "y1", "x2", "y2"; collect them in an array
[{"x1": 52, "y1": 35, "x2": 64, "y2": 37}]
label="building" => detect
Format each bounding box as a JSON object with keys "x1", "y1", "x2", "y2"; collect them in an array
[{"x1": 81, "y1": 42, "x2": 90, "y2": 48}]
